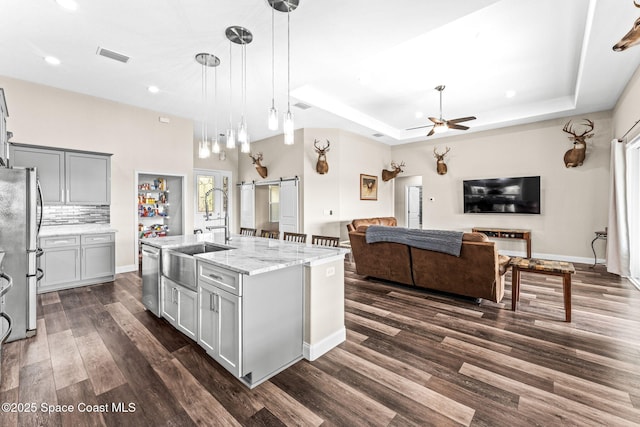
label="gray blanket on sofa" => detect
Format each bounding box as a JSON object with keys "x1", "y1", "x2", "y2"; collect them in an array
[{"x1": 365, "y1": 226, "x2": 464, "y2": 257}]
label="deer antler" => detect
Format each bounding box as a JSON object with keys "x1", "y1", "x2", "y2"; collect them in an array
[
  {"x1": 563, "y1": 119, "x2": 594, "y2": 140},
  {"x1": 314, "y1": 139, "x2": 330, "y2": 152},
  {"x1": 635, "y1": 0, "x2": 640, "y2": 7},
  {"x1": 249, "y1": 152, "x2": 263, "y2": 163},
  {"x1": 433, "y1": 147, "x2": 450, "y2": 158}
]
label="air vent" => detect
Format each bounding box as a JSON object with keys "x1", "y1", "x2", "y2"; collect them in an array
[
  {"x1": 293, "y1": 102, "x2": 311, "y2": 110},
  {"x1": 372, "y1": 133, "x2": 384, "y2": 138},
  {"x1": 96, "y1": 47, "x2": 130, "y2": 63}
]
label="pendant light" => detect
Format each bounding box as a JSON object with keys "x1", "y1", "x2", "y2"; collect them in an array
[
  {"x1": 267, "y1": 5, "x2": 278, "y2": 130},
  {"x1": 226, "y1": 26, "x2": 253, "y2": 152},
  {"x1": 267, "y1": 0, "x2": 299, "y2": 145},
  {"x1": 225, "y1": 39, "x2": 235, "y2": 150},
  {"x1": 195, "y1": 53, "x2": 220, "y2": 159}
]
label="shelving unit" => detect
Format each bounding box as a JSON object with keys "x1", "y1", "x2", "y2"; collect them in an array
[
  {"x1": 472, "y1": 227, "x2": 531, "y2": 258},
  {"x1": 138, "y1": 178, "x2": 170, "y2": 238}
]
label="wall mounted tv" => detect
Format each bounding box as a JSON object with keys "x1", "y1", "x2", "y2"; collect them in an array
[{"x1": 463, "y1": 176, "x2": 541, "y2": 214}]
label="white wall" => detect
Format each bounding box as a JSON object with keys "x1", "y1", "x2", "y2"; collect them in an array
[
  {"x1": 391, "y1": 111, "x2": 613, "y2": 261},
  {"x1": 1, "y1": 76, "x2": 194, "y2": 271},
  {"x1": 614, "y1": 63, "x2": 640, "y2": 141}
]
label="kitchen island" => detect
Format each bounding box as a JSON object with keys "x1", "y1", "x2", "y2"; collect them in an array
[{"x1": 140, "y1": 233, "x2": 348, "y2": 388}]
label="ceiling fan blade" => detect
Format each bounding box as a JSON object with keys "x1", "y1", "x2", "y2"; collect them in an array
[
  {"x1": 427, "y1": 128, "x2": 436, "y2": 137},
  {"x1": 447, "y1": 116, "x2": 476, "y2": 124},
  {"x1": 447, "y1": 123, "x2": 470, "y2": 131},
  {"x1": 428, "y1": 117, "x2": 443, "y2": 124},
  {"x1": 406, "y1": 124, "x2": 434, "y2": 131}
]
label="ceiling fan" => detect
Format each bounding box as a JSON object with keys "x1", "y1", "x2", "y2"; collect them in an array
[{"x1": 407, "y1": 85, "x2": 476, "y2": 137}]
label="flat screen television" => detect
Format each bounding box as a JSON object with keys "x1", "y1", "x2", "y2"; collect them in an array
[{"x1": 463, "y1": 176, "x2": 541, "y2": 214}]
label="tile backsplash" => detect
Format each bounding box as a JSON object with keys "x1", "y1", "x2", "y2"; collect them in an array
[{"x1": 42, "y1": 205, "x2": 110, "y2": 226}]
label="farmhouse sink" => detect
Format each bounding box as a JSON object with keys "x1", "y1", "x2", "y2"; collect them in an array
[{"x1": 162, "y1": 243, "x2": 234, "y2": 290}]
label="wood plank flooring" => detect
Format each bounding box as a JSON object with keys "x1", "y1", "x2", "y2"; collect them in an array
[{"x1": 1, "y1": 261, "x2": 640, "y2": 426}]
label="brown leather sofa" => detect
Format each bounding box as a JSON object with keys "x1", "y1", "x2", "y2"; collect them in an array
[{"x1": 347, "y1": 217, "x2": 509, "y2": 302}]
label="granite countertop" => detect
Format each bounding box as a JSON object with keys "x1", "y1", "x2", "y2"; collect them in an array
[
  {"x1": 140, "y1": 233, "x2": 349, "y2": 275},
  {"x1": 39, "y1": 224, "x2": 118, "y2": 237}
]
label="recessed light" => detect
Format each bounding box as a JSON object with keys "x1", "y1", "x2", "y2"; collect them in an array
[
  {"x1": 148, "y1": 86, "x2": 159, "y2": 94},
  {"x1": 415, "y1": 111, "x2": 424, "y2": 119},
  {"x1": 44, "y1": 56, "x2": 61, "y2": 66},
  {"x1": 505, "y1": 89, "x2": 517, "y2": 98},
  {"x1": 55, "y1": 0, "x2": 78, "y2": 11}
]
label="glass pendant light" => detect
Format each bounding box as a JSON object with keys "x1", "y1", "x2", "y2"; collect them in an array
[
  {"x1": 268, "y1": 0, "x2": 299, "y2": 145},
  {"x1": 226, "y1": 38, "x2": 236, "y2": 149},
  {"x1": 267, "y1": 5, "x2": 278, "y2": 130},
  {"x1": 226, "y1": 26, "x2": 253, "y2": 149},
  {"x1": 195, "y1": 53, "x2": 220, "y2": 159}
]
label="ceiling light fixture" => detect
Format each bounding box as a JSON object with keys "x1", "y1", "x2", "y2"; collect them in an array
[
  {"x1": 55, "y1": 0, "x2": 77, "y2": 11},
  {"x1": 148, "y1": 86, "x2": 159, "y2": 94},
  {"x1": 44, "y1": 56, "x2": 61, "y2": 66},
  {"x1": 268, "y1": 0, "x2": 299, "y2": 146},
  {"x1": 226, "y1": 26, "x2": 253, "y2": 154},
  {"x1": 268, "y1": 5, "x2": 278, "y2": 131},
  {"x1": 195, "y1": 52, "x2": 220, "y2": 159}
]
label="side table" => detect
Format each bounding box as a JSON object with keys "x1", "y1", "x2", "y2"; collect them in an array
[{"x1": 510, "y1": 257, "x2": 575, "y2": 322}]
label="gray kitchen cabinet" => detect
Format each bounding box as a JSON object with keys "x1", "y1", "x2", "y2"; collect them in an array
[
  {"x1": 38, "y1": 232, "x2": 115, "y2": 293},
  {"x1": 198, "y1": 281, "x2": 241, "y2": 377},
  {"x1": 66, "y1": 152, "x2": 110, "y2": 204},
  {"x1": 161, "y1": 276, "x2": 197, "y2": 340},
  {"x1": 81, "y1": 233, "x2": 115, "y2": 281},
  {"x1": 39, "y1": 235, "x2": 81, "y2": 291},
  {"x1": 10, "y1": 145, "x2": 65, "y2": 204},
  {"x1": 196, "y1": 260, "x2": 303, "y2": 388},
  {"x1": 9, "y1": 143, "x2": 111, "y2": 205}
]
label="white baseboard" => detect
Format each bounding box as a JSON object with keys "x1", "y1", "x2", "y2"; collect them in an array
[
  {"x1": 303, "y1": 327, "x2": 346, "y2": 361},
  {"x1": 116, "y1": 264, "x2": 138, "y2": 274}
]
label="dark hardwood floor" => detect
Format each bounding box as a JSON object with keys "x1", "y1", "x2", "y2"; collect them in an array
[{"x1": 1, "y1": 261, "x2": 640, "y2": 426}]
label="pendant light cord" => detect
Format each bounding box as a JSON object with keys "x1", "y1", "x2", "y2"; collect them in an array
[
  {"x1": 202, "y1": 61, "x2": 207, "y2": 143},
  {"x1": 271, "y1": 6, "x2": 275, "y2": 109},
  {"x1": 229, "y1": 41, "x2": 233, "y2": 128}
]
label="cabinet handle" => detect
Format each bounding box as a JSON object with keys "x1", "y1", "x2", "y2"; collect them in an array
[
  {"x1": 172, "y1": 287, "x2": 177, "y2": 304},
  {"x1": 208, "y1": 273, "x2": 224, "y2": 282},
  {"x1": 209, "y1": 293, "x2": 216, "y2": 312}
]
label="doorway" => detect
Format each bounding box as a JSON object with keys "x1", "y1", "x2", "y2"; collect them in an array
[
  {"x1": 193, "y1": 169, "x2": 232, "y2": 235},
  {"x1": 394, "y1": 175, "x2": 423, "y2": 228},
  {"x1": 407, "y1": 185, "x2": 423, "y2": 229}
]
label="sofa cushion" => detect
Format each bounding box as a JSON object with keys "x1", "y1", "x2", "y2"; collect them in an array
[
  {"x1": 498, "y1": 254, "x2": 511, "y2": 276},
  {"x1": 347, "y1": 217, "x2": 397, "y2": 232},
  {"x1": 463, "y1": 232, "x2": 489, "y2": 242}
]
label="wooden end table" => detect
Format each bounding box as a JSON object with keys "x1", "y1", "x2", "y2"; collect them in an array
[{"x1": 510, "y1": 257, "x2": 576, "y2": 322}]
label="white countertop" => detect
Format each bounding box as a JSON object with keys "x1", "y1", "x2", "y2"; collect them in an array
[
  {"x1": 140, "y1": 233, "x2": 348, "y2": 275},
  {"x1": 39, "y1": 224, "x2": 118, "y2": 237}
]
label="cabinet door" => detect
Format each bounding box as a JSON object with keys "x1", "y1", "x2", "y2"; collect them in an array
[
  {"x1": 161, "y1": 277, "x2": 178, "y2": 324},
  {"x1": 39, "y1": 247, "x2": 81, "y2": 290},
  {"x1": 10, "y1": 145, "x2": 65, "y2": 204},
  {"x1": 66, "y1": 152, "x2": 111, "y2": 204},
  {"x1": 198, "y1": 282, "x2": 241, "y2": 377},
  {"x1": 82, "y1": 243, "x2": 115, "y2": 280},
  {"x1": 177, "y1": 287, "x2": 197, "y2": 340}
]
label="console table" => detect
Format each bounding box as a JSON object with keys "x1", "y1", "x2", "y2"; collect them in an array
[{"x1": 472, "y1": 227, "x2": 531, "y2": 258}]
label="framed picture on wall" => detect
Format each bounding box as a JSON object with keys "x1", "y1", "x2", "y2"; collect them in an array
[{"x1": 360, "y1": 174, "x2": 378, "y2": 200}]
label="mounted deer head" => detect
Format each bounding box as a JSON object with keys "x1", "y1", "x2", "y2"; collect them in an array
[
  {"x1": 433, "y1": 147, "x2": 450, "y2": 175},
  {"x1": 562, "y1": 119, "x2": 594, "y2": 168},
  {"x1": 613, "y1": 1, "x2": 640, "y2": 51},
  {"x1": 248, "y1": 152, "x2": 268, "y2": 179},
  {"x1": 314, "y1": 139, "x2": 330, "y2": 174},
  {"x1": 381, "y1": 161, "x2": 405, "y2": 181}
]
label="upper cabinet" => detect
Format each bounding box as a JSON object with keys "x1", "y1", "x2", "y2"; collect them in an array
[{"x1": 10, "y1": 144, "x2": 111, "y2": 205}]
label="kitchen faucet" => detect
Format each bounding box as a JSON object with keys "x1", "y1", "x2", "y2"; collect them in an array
[{"x1": 204, "y1": 187, "x2": 231, "y2": 242}]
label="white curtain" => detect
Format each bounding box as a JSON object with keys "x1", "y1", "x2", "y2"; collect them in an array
[
  {"x1": 606, "y1": 139, "x2": 631, "y2": 277},
  {"x1": 626, "y1": 137, "x2": 640, "y2": 285}
]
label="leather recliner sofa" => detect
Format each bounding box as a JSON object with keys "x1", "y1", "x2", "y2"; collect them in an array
[{"x1": 347, "y1": 217, "x2": 509, "y2": 303}]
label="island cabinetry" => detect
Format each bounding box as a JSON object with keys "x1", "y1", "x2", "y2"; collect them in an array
[
  {"x1": 161, "y1": 276, "x2": 197, "y2": 340},
  {"x1": 10, "y1": 144, "x2": 111, "y2": 205},
  {"x1": 196, "y1": 260, "x2": 304, "y2": 388},
  {"x1": 38, "y1": 232, "x2": 115, "y2": 293}
]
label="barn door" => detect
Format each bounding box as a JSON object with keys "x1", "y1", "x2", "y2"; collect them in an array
[
  {"x1": 240, "y1": 183, "x2": 255, "y2": 229},
  {"x1": 279, "y1": 179, "x2": 299, "y2": 233}
]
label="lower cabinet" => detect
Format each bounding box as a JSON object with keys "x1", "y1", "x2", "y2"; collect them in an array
[
  {"x1": 198, "y1": 281, "x2": 241, "y2": 376},
  {"x1": 39, "y1": 232, "x2": 115, "y2": 293},
  {"x1": 196, "y1": 260, "x2": 304, "y2": 388},
  {"x1": 161, "y1": 276, "x2": 197, "y2": 340}
]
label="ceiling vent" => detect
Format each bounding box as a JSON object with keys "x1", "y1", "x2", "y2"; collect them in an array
[
  {"x1": 96, "y1": 47, "x2": 130, "y2": 63},
  {"x1": 372, "y1": 133, "x2": 384, "y2": 137},
  {"x1": 293, "y1": 102, "x2": 311, "y2": 110}
]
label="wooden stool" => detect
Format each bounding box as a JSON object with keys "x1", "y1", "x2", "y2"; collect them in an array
[{"x1": 510, "y1": 257, "x2": 576, "y2": 322}]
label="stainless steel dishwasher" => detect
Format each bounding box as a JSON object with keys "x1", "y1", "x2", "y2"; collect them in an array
[{"x1": 141, "y1": 244, "x2": 161, "y2": 317}]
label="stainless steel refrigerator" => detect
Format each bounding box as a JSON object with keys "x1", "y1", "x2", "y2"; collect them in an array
[{"x1": 0, "y1": 166, "x2": 42, "y2": 342}]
